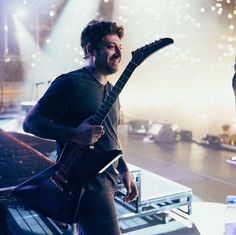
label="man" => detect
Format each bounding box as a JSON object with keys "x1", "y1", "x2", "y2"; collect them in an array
[{"x1": 23, "y1": 20, "x2": 138, "y2": 235}]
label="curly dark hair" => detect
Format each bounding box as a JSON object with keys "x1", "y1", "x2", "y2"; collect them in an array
[{"x1": 80, "y1": 20, "x2": 124, "y2": 59}]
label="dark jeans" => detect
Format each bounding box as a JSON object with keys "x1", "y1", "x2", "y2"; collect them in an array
[{"x1": 77, "y1": 189, "x2": 121, "y2": 235}]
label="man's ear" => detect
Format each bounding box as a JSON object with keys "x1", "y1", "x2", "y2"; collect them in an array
[{"x1": 86, "y1": 44, "x2": 95, "y2": 57}]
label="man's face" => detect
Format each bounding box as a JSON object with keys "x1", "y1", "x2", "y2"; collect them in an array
[{"x1": 94, "y1": 34, "x2": 122, "y2": 75}]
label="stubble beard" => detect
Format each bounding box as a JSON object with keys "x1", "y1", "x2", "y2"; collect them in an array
[{"x1": 105, "y1": 62, "x2": 119, "y2": 75}]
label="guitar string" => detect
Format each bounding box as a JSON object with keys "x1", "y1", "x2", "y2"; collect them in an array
[
  {"x1": 66, "y1": 144, "x2": 84, "y2": 176},
  {"x1": 58, "y1": 143, "x2": 84, "y2": 178},
  {"x1": 61, "y1": 146, "x2": 80, "y2": 177}
]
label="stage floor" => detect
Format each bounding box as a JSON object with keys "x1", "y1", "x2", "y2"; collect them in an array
[
  {"x1": 0, "y1": 124, "x2": 235, "y2": 234},
  {"x1": 119, "y1": 125, "x2": 236, "y2": 204}
]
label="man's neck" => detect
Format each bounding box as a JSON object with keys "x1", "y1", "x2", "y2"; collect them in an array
[{"x1": 85, "y1": 65, "x2": 107, "y2": 85}]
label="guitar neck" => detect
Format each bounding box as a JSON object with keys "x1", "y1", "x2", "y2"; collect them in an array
[{"x1": 91, "y1": 61, "x2": 137, "y2": 125}]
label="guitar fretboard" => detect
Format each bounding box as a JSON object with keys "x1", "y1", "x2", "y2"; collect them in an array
[{"x1": 91, "y1": 61, "x2": 137, "y2": 125}]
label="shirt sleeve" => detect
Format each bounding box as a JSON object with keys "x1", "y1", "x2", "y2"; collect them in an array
[{"x1": 37, "y1": 74, "x2": 73, "y2": 122}]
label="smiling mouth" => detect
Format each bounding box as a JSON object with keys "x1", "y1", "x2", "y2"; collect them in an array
[{"x1": 110, "y1": 58, "x2": 121, "y2": 64}]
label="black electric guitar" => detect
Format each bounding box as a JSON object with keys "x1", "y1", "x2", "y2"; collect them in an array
[{"x1": 12, "y1": 38, "x2": 174, "y2": 224}]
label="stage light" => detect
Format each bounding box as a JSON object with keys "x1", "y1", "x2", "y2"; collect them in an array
[
  {"x1": 229, "y1": 24, "x2": 234, "y2": 30},
  {"x1": 3, "y1": 25, "x2": 8, "y2": 31},
  {"x1": 13, "y1": 16, "x2": 39, "y2": 65},
  {"x1": 13, "y1": 0, "x2": 101, "y2": 101},
  {"x1": 14, "y1": 8, "x2": 26, "y2": 18},
  {"x1": 13, "y1": 15, "x2": 58, "y2": 101},
  {"x1": 218, "y1": 9, "x2": 223, "y2": 15},
  {"x1": 17, "y1": 32, "x2": 26, "y2": 40},
  {"x1": 211, "y1": 6, "x2": 216, "y2": 11},
  {"x1": 44, "y1": 0, "x2": 100, "y2": 73},
  {"x1": 49, "y1": 10, "x2": 55, "y2": 17},
  {"x1": 4, "y1": 57, "x2": 11, "y2": 63}
]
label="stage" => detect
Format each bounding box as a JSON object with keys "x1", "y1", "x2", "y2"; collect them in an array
[{"x1": 0, "y1": 129, "x2": 198, "y2": 234}]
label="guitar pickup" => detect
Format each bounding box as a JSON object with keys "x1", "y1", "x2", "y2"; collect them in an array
[
  {"x1": 50, "y1": 176, "x2": 64, "y2": 192},
  {"x1": 55, "y1": 171, "x2": 68, "y2": 184}
]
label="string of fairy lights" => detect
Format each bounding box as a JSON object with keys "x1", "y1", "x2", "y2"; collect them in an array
[{"x1": 114, "y1": 0, "x2": 236, "y2": 71}]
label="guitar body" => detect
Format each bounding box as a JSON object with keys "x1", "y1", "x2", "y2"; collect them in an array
[
  {"x1": 12, "y1": 164, "x2": 82, "y2": 223},
  {"x1": 12, "y1": 144, "x2": 122, "y2": 223}
]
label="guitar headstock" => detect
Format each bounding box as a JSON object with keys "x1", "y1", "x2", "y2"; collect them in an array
[{"x1": 131, "y1": 38, "x2": 174, "y2": 66}]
